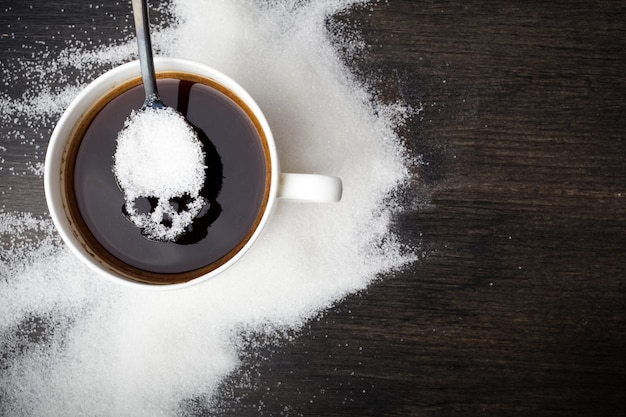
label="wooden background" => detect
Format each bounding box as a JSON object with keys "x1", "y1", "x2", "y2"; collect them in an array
[{"x1": 1, "y1": 0, "x2": 625, "y2": 416}]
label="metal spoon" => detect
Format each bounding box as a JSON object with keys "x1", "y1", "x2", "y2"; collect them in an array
[
  {"x1": 120, "y1": 0, "x2": 208, "y2": 242},
  {"x1": 131, "y1": 0, "x2": 165, "y2": 109}
]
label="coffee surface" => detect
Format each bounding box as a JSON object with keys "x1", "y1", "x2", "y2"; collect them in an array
[{"x1": 72, "y1": 76, "x2": 268, "y2": 280}]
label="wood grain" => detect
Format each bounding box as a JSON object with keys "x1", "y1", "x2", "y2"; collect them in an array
[
  {"x1": 222, "y1": 1, "x2": 626, "y2": 415},
  {"x1": 1, "y1": 0, "x2": 625, "y2": 416}
]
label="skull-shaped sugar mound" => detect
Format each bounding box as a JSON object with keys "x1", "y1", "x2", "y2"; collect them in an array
[{"x1": 113, "y1": 107, "x2": 207, "y2": 242}]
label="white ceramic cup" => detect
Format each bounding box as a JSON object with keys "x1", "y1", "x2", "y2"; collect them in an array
[{"x1": 45, "y1": 57, "x2": 342, "y2": 289}]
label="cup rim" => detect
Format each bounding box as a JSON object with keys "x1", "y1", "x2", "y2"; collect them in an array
[{"x1": 44, "y1": 57, "x2": 279, "y2": 290}]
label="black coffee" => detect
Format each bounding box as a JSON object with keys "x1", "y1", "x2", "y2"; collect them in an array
[{"x1": 65, "y1": 73, "x2": 270, "y2": 284}]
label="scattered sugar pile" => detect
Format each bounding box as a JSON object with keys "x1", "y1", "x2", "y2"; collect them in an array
[
  {"x1": 0, "y1": 1, "x2": 417, "y2": 415},
  {"x1": 114, "y1": 107, "x2": 206, "y2": 241}
]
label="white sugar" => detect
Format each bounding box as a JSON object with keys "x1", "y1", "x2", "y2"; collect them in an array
[
  {"x1": 0, "y1": 0, "x2": 418, "y2": 415},
  {"x1": 113, "y1": 107, "x2": 206, "y2": 241},
  {"x1": 114, "y1": 107, "x2": 205, "y2": 201}
]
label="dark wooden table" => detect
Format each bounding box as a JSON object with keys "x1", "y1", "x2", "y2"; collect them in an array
[{"x1": 1, "y1": 1, "x2": 625, "y2": 416}]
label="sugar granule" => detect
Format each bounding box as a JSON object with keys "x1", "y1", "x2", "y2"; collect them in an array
[
  {"x1": 113, "y1": 106, "x2": 206, "y2": 241},
  {"x1": 0, "y1": 0, "x2": 418, "y2": 415}
]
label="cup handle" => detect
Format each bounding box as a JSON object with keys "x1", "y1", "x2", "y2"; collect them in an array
[{"x1": 278, "y1": 173, "x2": 343, "y2": 202}]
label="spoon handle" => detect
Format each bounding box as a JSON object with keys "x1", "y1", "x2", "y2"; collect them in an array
[{"x1": 131, "y1": 0, "x2": 161, "y2": 107}]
